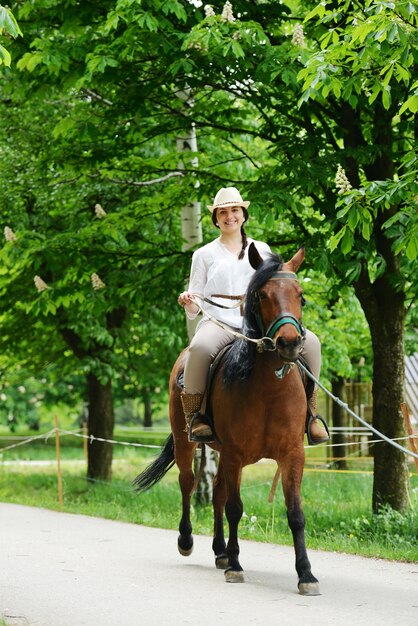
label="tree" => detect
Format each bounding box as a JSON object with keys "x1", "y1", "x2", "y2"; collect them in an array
[
  {"x1": 173, "y1": 0, "x2": 417, "y2": 511},
  {"x1": 297, "y1": 0, "x2": 417, "y2": 511},
  {"x1": 0, "y1": 88, "x2": 188, "y2": 479}
]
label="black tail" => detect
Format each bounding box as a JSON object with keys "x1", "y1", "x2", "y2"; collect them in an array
[{"x1": 133, "y1": 434, "x2": 175, "y2": 492}]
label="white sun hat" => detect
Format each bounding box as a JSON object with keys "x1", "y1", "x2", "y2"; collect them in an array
[{"x1": 207, "y1": 186, "x2": 250, "y2": 213}]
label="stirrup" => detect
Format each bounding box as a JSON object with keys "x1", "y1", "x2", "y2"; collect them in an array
[
  {"x1": 188, "y1": 413, "x2": 214, "y2": 444},
  {"x1": 306, "y1": 414, "x2": 330, "y2": 446}
]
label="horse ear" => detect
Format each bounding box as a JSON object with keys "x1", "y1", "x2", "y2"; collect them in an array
[
  {"x1": 248, "y1": 242, "x2": 264, "y2": 269},
  {"x1": 284, "y1": 246, "x2": 305, "y2": 273}
]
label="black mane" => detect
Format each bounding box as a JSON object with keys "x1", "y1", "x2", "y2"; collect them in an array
[{"x1": 223, "y1": 252, "x2": 284, "y2": 386}]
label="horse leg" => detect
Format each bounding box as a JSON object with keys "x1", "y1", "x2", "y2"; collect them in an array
[
  {"x1": 212, "y1": 460, "x2": 228, "y2": 569},
  {"x1": 175, "y1": 438, "x2": 197, "y2": 557},
  {"x1": 223, "y1": 460, "x2": 245, "y2": 583},
  {"x1": 281, "y1": 451, "x2": 320, "y2": 595}
]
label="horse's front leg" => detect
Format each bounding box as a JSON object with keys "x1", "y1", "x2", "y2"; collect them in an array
[
  {"x1": 212, "y1": 459, "x2": 228, "y2": 569},
  {"x1": 222, "y1": 459, "x2": 245, "y2": 583},
  {"x1": 175, "y1": 437, "x2": 197, "y2": 557},
  {"x1": 281, "y1": 449, "x2": 320, "y2": 595}
]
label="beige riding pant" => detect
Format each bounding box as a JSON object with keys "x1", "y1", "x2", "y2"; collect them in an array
[{"x1": 183, "y1": 320, "x2": 321, "y2": 395}]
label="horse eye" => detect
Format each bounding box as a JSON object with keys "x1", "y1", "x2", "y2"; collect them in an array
[
  {"x1": 258, "y1": 291, "x2": 267, "y2": 301},
  {"x1": 301, "y1": 295, "x2": 306, "y2": 307}
]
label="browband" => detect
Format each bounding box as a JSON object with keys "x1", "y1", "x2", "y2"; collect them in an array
[{"x1": 270, "y1": 271, "x2": 298, "y2": 280}]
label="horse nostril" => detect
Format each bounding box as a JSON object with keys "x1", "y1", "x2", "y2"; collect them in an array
[
  {"x1": 276, "y1": 336, "x2": 288, "y2": 349},
  {"x1": 276, "y1": 335, "x2": 302, "y2": 351}
]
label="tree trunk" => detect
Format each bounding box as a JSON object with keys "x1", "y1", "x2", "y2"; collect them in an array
[
  {"x1": 370, "y1": 303, "x2": 410, "y2": 512},
  {"x1": 176, "y1": 96, "x2": 216, "y2": 506},
  {"x1": 343, "y1": 104, "x2": 410, "y2": 513},
  {"x1": 176, "y1": 117, "x2": 203, "y2": 342},
  {"x1": 331, "y1": 376, "x2": 348, "y2": 470},
  {"x1": 354, "y1": 275, "x2": 410, "y2": 512},
  {"x1": 87, "y1": 373, "x2": 114, "y2": 481},
  {"x1": 143, "y1": 391, "x2": 152, "y2": 428},
  {"x1": 193, "y1": 447, "x2": 218, "y2": 505}
]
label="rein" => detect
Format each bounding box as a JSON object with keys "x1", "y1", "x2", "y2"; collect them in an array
[{"x1": 189, "y1": 294, "x2": 272, "y2": 352}]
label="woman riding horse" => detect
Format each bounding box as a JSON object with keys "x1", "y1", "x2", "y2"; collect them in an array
[
  {"x1": 135, "y1": 240, "x2": 321, "y2": 594},
  {"x1": 177, "y1": 186, "x2": 329, "y2": 444}
]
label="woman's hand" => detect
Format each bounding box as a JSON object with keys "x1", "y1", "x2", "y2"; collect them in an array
[{"x1": 178, "y1": 291, "x2": 199, "y2": 315}]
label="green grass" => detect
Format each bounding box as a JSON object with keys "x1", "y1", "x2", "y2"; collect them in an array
[{"x1": 1, "y1": 439, "x2": 417, "y2": 563}]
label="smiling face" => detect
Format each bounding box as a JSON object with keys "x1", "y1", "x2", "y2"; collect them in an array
[{"x1": 214, "y1": 205, "x2": 246, "y2": 234}]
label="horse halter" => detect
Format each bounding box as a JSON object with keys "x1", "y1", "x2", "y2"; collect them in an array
[{"x1": 253, "y1": 270, "x2": 306, "y2": 352}]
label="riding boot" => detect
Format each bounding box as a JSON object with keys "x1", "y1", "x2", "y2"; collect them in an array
[
  {"x1": 306, "y1": 388, "x2": 330, "y2": 445},
  {"x1": 180, "y1": 391, "x2": 214, "y2": 443}
]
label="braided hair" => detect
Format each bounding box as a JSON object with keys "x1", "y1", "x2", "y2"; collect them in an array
[{"x1": 212, "y1": 207, "x2": 249, "y2": 260}]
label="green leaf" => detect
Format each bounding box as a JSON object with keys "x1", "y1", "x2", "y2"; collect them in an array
[
  {"x1": 347, "y1": 208, "x2": 359, "y2": 230},
  {"x1": 406, "y1": 235, "x2": 418, "y2": 260},
  {"x1": 395, "y1": 63, "x2": 410, "y2": 84},
  {"x1": 399, "y1": 94, "x2": 418, "y2": 115},
  {"x1": 340, "y1": 228, "x2": 354, "y2": 255},
  {"x1": 362, "y1": 220, "x2": 372, "y2": 241},
  {"x1": 231, "y1": 40, "x2": 245, "y2": 59},
  {"x1": 304, "y1": 3, "x2": 326, "y2": 22},
  {"x1": 329, "y1": 226, "x2": 346, "y2": 252},
  {"x1": 16, "y1": 51, "x2": 44, "y2": 72},
  {"x1": 368, "y1": 82, "x2": 381, "y2": 105},
  {"x1": 382, "y1": 85, "x2": 391, "y2": 110},
  {"x1": 52, "y1": 117, "x2": 77, "y2": 139},
  {"x1": 0, "y1": 6, "x2": 23, "y2": 38},
  {"x1": 0, "y1": 44, "x2": 11, "y2": 67}
]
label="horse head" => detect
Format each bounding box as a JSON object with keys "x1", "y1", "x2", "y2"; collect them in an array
[{"x1": 248, "y1": 243, "x2": 306, "y2": 362}]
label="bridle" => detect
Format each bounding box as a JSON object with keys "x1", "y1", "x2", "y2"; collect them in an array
[{"x1": 251, "y1": 271, "x2": 306, "y2": 350}]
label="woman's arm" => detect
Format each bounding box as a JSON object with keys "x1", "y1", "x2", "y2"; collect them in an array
[{"x1": 178, "y1": 248, "x2": 207, "y2": 319}]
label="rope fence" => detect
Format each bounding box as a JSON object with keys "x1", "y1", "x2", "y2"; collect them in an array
[
  {"x1": 1, "y1": 426, "x2": 416, "y2": 455},
  {"x1": 1, "y1": 413, "x2": 417, "y2": 507}
]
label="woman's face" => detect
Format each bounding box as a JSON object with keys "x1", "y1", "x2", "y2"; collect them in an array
[{"x1": 216, "y1": 205, "x2": 245, "y2": 234}]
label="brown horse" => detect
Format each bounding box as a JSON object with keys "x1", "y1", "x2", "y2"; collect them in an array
[{"x1": 134, "y1": 244, "x2": 320, "y2": 595}]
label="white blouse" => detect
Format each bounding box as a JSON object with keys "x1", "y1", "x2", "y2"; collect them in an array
[{"x1": 187, "y1": 237, "x2": 271, "y2": 328}]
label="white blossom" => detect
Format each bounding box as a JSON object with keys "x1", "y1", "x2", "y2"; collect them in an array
[
  {"x1": 0, "y1": 393, "x2": 7, "y2": 401},
  {"x1": 335, "y1": 164, "x2": 352, "y2": 194},
  {"x1": 250, "y1": 515, "x2": 257, "y2": 523},
  {"x1": 4, "y1": 226, "x2": 17, "y2": 242},
  {"x1": 18, "y1": 386, "x2": 26, "y2": 393},
  {"x1": 91, "y1": 272, "x2": 106, "y2": 290},
  {"x1": 94, "y1": 203, "x2": 107, "y2": 218},
  {"x1": 221, "y1": 1, "x2": 235, "y2": 22},
  {"x1": 34, "y1": 275, "x2": 49, "y2": 292},
  {"x1": 291, "y1": 24, "x2": 306, "y2": 48},
  {"x1": 204, "y1": 5, "x2": 216, "y2": 17}
]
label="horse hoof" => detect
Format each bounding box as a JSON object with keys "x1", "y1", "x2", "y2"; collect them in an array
[
  {"x1": 178, "y1": 536, "x2": 193, "y2": 557},
  {"x1": 298, "y1": 582, "x2": 321, "y2": 596},
  {"x1": 215, "y1": 555, "x2": 229, "y2": 570},
  {"x1": 178, "y1": 544, "x2": 193, "y2": 557},
  {"x1": 225, "y1": 569, "x2": 245, "y2": 583}
]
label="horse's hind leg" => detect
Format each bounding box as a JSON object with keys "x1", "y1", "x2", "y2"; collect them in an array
[
  {"x1": 175, "y1": 438, "x2": 197, "y2": 557},
  {"x1": 281, "y1": 451, "x2": 320, "y2": 595},
  {"x1": 212, "y1": 459, "x2": 228, "y2": 569}
]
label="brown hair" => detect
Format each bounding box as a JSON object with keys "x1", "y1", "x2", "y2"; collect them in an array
[{"x1": 212, "y1": 207, "x2": 249, "y2": 260}]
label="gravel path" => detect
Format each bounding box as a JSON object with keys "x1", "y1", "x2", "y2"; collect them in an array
[{"x1": 0, "y1": 503, "x2": 417, "y2": 626}]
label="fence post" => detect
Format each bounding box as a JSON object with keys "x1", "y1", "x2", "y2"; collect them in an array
[
  {"x1": 82, "y1": 419, "x2": 88, "y2": 464},
  {"x1": 400, "y1": 402, "x2": 418, "y2": 472},
  {"x1": 54, "y1": 415, "x2": 63, "y2": 508}
]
